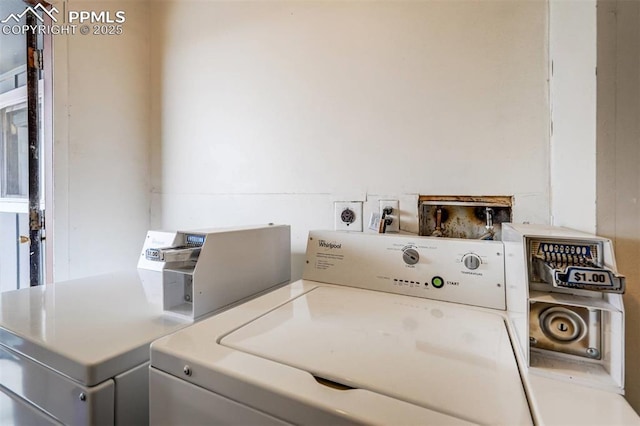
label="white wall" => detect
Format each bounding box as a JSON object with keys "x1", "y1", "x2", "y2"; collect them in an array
[
  {"x1": 52, "y1": 0, "x2": 151, "y2": 280},
  {"x1": 549, "y1": 0, "x2": 597, "y2": 233},
  {"x1": 596, "y1": 0, "x2": 640, "y2": 413},
  {"x1": 547, "y1": 1, "x2": 640, "y2": 412},
  {"x1": 150, "y1": 0, "x2": 550, "y2": 279}
]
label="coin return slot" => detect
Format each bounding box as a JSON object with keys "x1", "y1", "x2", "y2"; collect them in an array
[{"x1": 163, "y1": 269, "x2": 195, "y2": 317}]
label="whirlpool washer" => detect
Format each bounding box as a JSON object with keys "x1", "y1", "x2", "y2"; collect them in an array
[{"x1": 149, "y1": 230, "x2": 639, "y2": 425}]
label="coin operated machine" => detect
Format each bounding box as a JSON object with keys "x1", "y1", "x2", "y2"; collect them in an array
[
  {"x1": 503, "y1": 223, "x2": 626, "y2": 394},
  {"x1": 140, "y1": 225, "x2": 292, "y2": 319}
]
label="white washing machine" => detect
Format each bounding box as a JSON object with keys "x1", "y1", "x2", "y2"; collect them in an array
[
  {"x1": 0, "y1": 225, "x2": 291, "y2": 425},
  {"x1": 150, "y1": 229, "x2": 640, "y2": 425}
]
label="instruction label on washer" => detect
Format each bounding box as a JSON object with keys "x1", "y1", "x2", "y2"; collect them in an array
[
  {"x1": 308, "y1": 238, "x2": 346, "y2": 271},
  {"x1": 314, "y1": 252, "x2": 345, "y2": 270}
]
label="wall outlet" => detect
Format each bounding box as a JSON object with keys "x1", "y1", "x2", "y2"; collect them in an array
[
  {"x1": 379, "y1": 199, "x2": 400, "y2": 233},
  {"x1": 334, "y1": 201, "x2": 363, "y2": 232}
]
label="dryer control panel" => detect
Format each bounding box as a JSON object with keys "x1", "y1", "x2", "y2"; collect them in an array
[{"x1": 303, "y1": 231, "x2": 506, "y2": 310}]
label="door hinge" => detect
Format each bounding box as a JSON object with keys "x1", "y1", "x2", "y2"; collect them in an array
[
  {"x1": 29, "y1": 209, "x2": 43, "y2": 231},
  {"x1": 29, "y1": 48, "x2": 44, "y2": 70}
]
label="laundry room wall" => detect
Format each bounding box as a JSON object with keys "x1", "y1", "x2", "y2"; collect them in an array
[
  {"x1": 596, "y1": 0, "x2": 640, "y2": 413},
  {"x1": 549, "y1": 0, "x2": 597, "y2": 233},
  {"x1": 148, "y1": 0, "x2": 549, "y2": 279},
  {"x1": 52, "y1": 0, "x2": 151, "y2": 281}
]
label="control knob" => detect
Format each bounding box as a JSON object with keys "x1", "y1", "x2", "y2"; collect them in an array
[
  {"x1": 463, "y1": 253, "x2": 481, "y2": 270},
  {"x1": 403, "y1": 248, "x2": 419, "y2": 265}
]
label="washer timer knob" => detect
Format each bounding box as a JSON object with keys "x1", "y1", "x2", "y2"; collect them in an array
[
  {"x1": 402, "y1": 248, "x2": 419, "y2": 265},
  {"x1": 463, "y1": 254, "x2": 482, "y2": 270}
]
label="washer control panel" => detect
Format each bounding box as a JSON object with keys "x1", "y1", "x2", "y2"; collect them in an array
[{"x1": 304, "y1": 231, "x2": 506, "y2": 310}]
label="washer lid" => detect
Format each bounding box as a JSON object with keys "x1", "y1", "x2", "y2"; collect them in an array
[{"x1": 221, "y1": 286, "x2": 531, "y2": 425}]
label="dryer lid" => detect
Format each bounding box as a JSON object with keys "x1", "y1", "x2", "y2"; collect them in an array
[
  {"x1": 221, "y1": 286, "x2": 532, "y2": 425},
  {"x1": 0, "y1": 270, "x2": 191, "y2": 386}
]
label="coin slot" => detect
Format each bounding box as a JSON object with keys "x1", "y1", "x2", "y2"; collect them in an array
[
  {"x1": 529, "y1": 302, "x2": 601, "y2": 359},
  {"x1": 539, "y1": 307, "x2": 586, "y2": 343}
]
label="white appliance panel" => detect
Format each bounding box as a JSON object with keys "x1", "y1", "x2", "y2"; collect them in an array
[
  {"x1": 303, "y1": 231, "x2": 506, "y2": 309},
  {"x1": 149, "y1": 369, "x2": 291, "y2": 426},
  {"x1": 0, "y1": 389, "x2": 62, "y2": 426},
  {"x1": 0, "y1": 343, "x2": 114, "y2": 425},
  {"x1": 113, "y1": 362, "x2": 149, "y2": 425}
]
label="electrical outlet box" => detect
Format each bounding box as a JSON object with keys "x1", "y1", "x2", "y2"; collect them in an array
[
  {"x1": 334, "y1": 202, "x2": 363, "y2": 232},
  {"x1": 379, "y1": 199, "x2": 400, "y2": 233}
]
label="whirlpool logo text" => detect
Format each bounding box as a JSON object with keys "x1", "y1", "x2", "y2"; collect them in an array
[{"x1": 319, "y1": 240, "x2": 342, "y2": 250}]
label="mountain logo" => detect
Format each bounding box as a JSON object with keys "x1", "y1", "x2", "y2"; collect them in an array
[{"x1": 1, "y1": 4, "x2": 58, "y2": 24}]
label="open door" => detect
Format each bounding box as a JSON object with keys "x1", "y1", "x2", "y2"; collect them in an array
[{"x1": 0, "y1": 0, "x2": 52, "y2": 292}]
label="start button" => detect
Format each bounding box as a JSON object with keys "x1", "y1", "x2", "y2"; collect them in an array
[{"x1": 431, "y1": 276, "x2": 444, "y2": 288}]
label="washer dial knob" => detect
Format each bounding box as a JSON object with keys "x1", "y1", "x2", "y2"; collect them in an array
[
  {"x1": 463, "y1": 254, "x2": 481, "y2": 270},
  {"x1": 402, "y1": 248, "x2": 419, "y2": 265}
]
